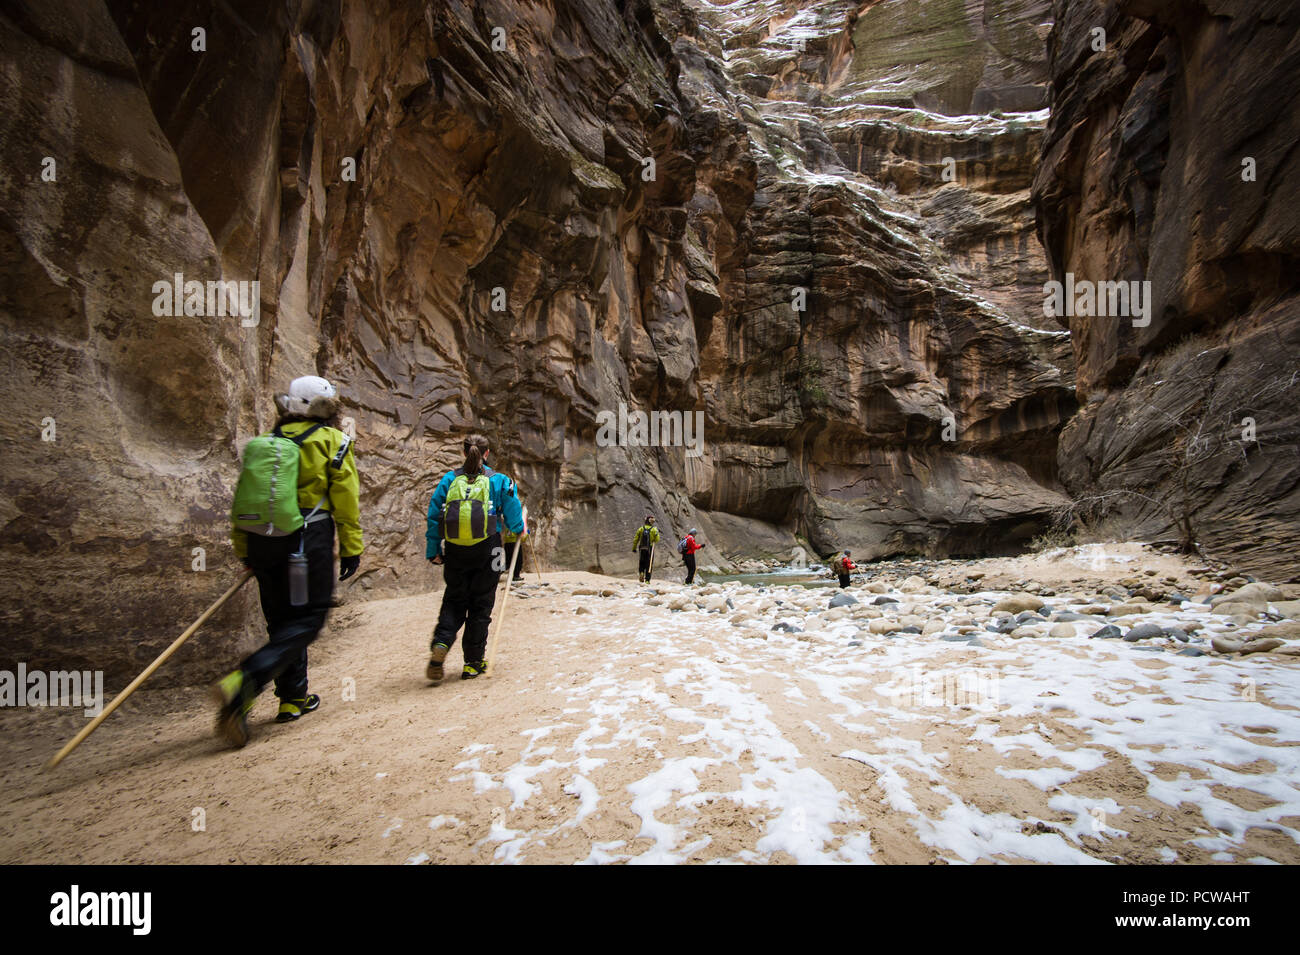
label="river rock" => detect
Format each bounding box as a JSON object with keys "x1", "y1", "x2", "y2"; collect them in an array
[
  {"x1": 1240, "y1": 638, "x2": 1286, "y2": 655},
  {"x1": 1123, "y1": 623, "x2": 1165, "y2": 643},
  {"x1": 992, "y1": 596, "x2": 1045, "y2": 614}
]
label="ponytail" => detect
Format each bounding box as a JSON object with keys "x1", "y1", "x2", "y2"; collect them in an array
[{"x1": 463, "y1": 433, "x2": 490, "y2": 478}]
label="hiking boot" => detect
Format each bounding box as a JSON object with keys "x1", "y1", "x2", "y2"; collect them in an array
[
  {"x1": 426, "y1": 642, "x2": 450, "y2": 683},
  {"x1": 275, "y1": 694, "x2": 321, "y2": 723},
  {"x1": 210, "y1": 670, "x2": 253, "y2": 748},
  {"x1": 461, "y1": 660, "x2": 487, "y2": 680}
]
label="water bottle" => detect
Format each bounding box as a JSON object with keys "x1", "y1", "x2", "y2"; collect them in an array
[{"x1": 288, "y1": 549, "x2": 309, "y2": 606}]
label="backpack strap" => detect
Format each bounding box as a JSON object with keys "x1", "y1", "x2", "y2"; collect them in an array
[
  {"x1": 272, "y1": 423, "x2": 329, "y2": 525},
  {"x1": 273, "y1": 421, "x2": 324, "y2": 445},
  {"x1": 329, "y1": 433, "x2": 352, "y2": 469}
]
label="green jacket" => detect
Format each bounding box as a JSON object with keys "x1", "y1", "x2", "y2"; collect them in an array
[
  {"x1": 231, "y1": 421, "x2": 363, "y2": 559},
  {"x1": 633, "y1": 525, "x2": 660, "y2": 550}
]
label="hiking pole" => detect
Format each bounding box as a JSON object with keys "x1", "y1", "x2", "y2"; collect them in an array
[
  {"x1": 45, "y1": 569, "x2": 254, "y2": 770},
  {"x1": 526, "y1": 534, "x2": 543, "y2": 583},
  {"x1": 648, "y1": 542, "x2": 656, "y2": 581},
  {"x1": 523, "y1": 508, "x2": 542, "y2": 582},
  {"x1": 485, "y1": 535, "x2": 524, "y2": 677}
]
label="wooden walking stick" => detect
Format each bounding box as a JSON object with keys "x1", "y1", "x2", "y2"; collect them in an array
[
  {"x1": 45, "y1": 569, "x2": 254, "y2": 770},
  {"x1": 485, "y1": 533, "x2": 524, "y2": 677}
]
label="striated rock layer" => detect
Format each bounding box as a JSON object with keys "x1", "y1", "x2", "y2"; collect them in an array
[
  {"x1": 1, "y1": 0, "x2": 1073, "y2": 681},
  {"x1": 1033, "y1": 0, "x2": 1300, "y2": 580}
]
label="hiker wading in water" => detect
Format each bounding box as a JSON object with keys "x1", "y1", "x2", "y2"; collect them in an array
[
  {"x1": 425, "y1": 434, "x2": 526, "y2": 682},
  {"x1": 633, "y1": 515, "x2": 660, "y2": 582},
  {"x1": 213, "y1": 376, "x2": 363, "y2": 747}
]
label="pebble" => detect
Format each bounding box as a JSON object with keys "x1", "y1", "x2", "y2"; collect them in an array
[{"x1": 1090, "y1": 625, "x2": 1122, "y2": 639}]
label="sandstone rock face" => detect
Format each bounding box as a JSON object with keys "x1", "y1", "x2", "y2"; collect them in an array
[
  {"x1": 2, "y1": 0, "x2": 1074, "y2": 680},
  {"x1": 1033, "y1": 0, "x2": 1300, "y2": 580}
]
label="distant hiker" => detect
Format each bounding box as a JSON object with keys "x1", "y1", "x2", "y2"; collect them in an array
[
  {"x1": 502, "y1": 516, "x2": 527, "y2": 582},
  {"x1": 633, "y1": 515, "x2": 660, "y2": 582},
  {"x1": 836, "y1": 550, "x2": 857, "y2": 588},
  {"x1": 679, "y1": 528, "x2": 705, "y2": 584},
  {"x1": 425, "y1": 434, "x2": 525, "y2": 682},
  {"x1": 214, "y1": 376, "x2": 363, "y2": 747}
]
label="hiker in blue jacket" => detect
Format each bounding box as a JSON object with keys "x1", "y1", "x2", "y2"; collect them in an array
[{"x1": 424, "y1": 434, "x2": 525, "y2": 682}]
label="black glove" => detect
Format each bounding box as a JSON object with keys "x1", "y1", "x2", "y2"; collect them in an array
[
  {"x1": 241, "y1": 557, "x2": 251, "y2": 569},
  {"x1": 339, "y1": 554, "x2": 360, "y2": 580}
]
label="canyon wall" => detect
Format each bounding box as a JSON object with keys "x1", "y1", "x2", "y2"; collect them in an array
[
  {"x1": 1, "y1": 0, "x2": 1075, "y2": 682},
  {"x1": 1033, "y1": 0, "x2": 1300, "y2": 580}
]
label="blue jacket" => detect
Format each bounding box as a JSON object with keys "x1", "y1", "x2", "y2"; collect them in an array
[{"x1": 425, "y1": 466, "x2": 525, "y2": 558}]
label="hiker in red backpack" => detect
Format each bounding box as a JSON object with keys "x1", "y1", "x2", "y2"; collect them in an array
[
  {"x1": 836, "y1": 550, "x2": 857, "y2": 588},
  {"x1": 679, "y1": 528, "x2": 705, "y2": 584}
]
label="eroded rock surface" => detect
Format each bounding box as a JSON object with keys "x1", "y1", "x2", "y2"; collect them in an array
[
  {"x1": 1, "y1": 0, "x2": 1075, "y2": 679},
  {"x1": 1033, "y1": 0, "x2": 1300, "y2": 580}
]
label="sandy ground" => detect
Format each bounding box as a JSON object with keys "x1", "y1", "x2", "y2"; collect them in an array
[{"x1": 2, "y1": 548, "x2": 1298, "y2": 865}]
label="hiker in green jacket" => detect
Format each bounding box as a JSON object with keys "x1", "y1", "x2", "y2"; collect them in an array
[
  {"x1": 633, "y1": 515, "x2": 660, "y2": 582},
  {"x1": 213, "y1": 376, "x2": 363, "y2": 748}
]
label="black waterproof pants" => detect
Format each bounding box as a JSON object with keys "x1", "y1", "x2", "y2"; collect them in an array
[
  {"x1": 684, "y1": 553, "x2": 697, "y2": 584},
  {"x1": 638, "y1": 548, "x2": 652, "y2": 580},
  {"x1": 432, "y1": 535, "x2": 502, "y2": 663},
  {"x1": 838, "y1": 573, "x2": 851, "y2": 588},
  {"x1": 242, "y1": 517, "x2": 335, "y2": 701}
]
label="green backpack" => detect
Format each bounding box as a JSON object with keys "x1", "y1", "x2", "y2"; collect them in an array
[
  {"x1": 231, "y1": 423, "x2": 323, "y2": 536},
  {"x1": 443, "y1": 467, "x2": 497, "y2": 546}
]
